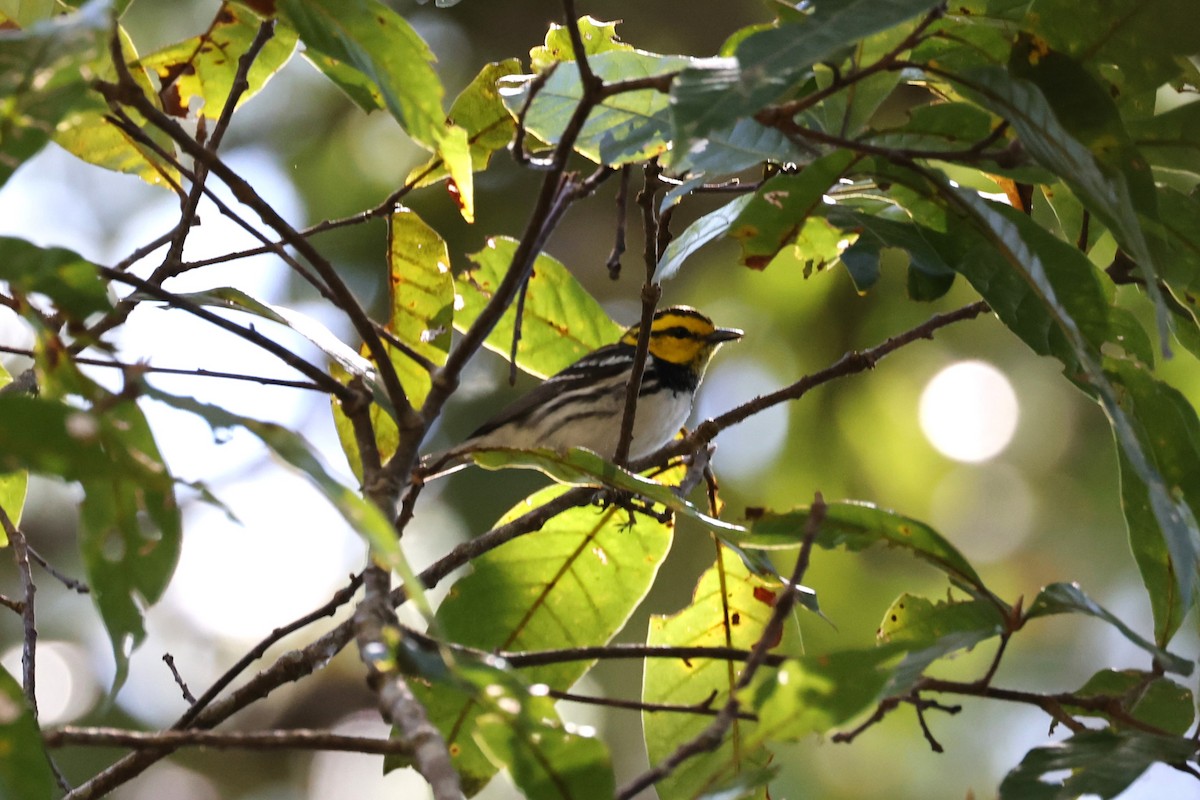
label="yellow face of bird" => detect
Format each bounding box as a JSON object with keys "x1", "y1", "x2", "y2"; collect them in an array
[{"x1": 619, "y1": 306, "x2": 744, "y2": 366}]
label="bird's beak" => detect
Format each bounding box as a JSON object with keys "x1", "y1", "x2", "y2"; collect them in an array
[{"x1": 708, "y1": 326, "x2": 744, "y2": 343}]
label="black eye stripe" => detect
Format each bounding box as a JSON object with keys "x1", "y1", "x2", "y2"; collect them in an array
[{"x1": 652, "y1": 325, "x2": 699, "y2": 339}]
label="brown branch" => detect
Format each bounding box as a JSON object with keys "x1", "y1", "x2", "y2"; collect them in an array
[
  {"x1": 162, "y1": 654, "x2": 197, "y2": 706},
  {"x1": 26, "y1": 544, "x2": 89, "y2": 594},
  {"x1": 548, "y1": 687, "x2": 758, "y2": 721},
  {"x1": 45, "y1": 726, "x2": 414, "y2": 756},
  {"x1": 0, "y1": 503, "x2": 37, "y2": 717},
  {"x1": 606, "y1": 165, "x2": 631, "y2": 279}
]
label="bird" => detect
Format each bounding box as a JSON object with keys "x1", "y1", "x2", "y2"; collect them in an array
[{"x1": 421, "y1": 305, "x2": 742, "y2": 477}]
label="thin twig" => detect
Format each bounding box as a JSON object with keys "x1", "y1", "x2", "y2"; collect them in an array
[
  {"x1": 26, "y1": 544, "x2": 89, "y2": 594},
  {"x1": 45, "y1": 726, "x2": 414, "y2": 756},
  {"x1": 607, "y1": 165, "x2": 631, "y2": 279},
  {"x1": 0, "y1": 504, "x2": 37, "y2": 717},
  {"x1": 162, "y1": 654, "x2": 197, "y2": 705},
  {"x1": 548, "y1": 687, "x2": 757, "y2": 721}
]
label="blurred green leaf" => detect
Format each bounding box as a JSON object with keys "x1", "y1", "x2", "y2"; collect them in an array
[
  {"x1": 454, "y1": 236, "x2": 622, "y2": 378},
  {"x1": 414, "y1": 481, "x2": 672, "y2": 793},
  {"x1": 138, "y1": 3, "x2": 297, "y2": 120},
  {"x1": 656, "y1": 195, "x2": 753, "y2": 282},
  {"x1": 0, "y1": 1, "x2": 106, "y2": 188},
  {"x1": 1026, "y1": 582, "x2": 1191, "y2": 675},
  {"x1": 998, "y1": 730, "x2": 1195, "y2": 800},
  {"x1": 643, "y1": 546, "x2": 800, "y2": 800},
  {"x1": 728, "y1": 150, "x2": 859, "y2": 268},
  {"x1": 0, "y1": 667, "x2": 55, "y2": 800},
  {"x1": 0, "y1": 238, "x2": 111, "y2": 318},
  {"x1": 671, "y1": 0, "x2": 941, "y2": 143},
  {"x1": 1130, "y1": 101, "x2": 1200, "y2": 179},
  {"x1": 737, "y1": 502, "x2": 996, "y2": 602},
  {"x1": 1071, "y1": 669, "x2": 1194, "y2": 736}
]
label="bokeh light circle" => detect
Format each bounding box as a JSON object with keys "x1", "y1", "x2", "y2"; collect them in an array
[{"x1": 919, "y1": 361, "x2": 1019, "y2": 463}]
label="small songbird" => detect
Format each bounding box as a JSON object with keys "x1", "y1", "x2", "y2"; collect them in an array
[{"x1": 423, "y1": 305, "x2": 742, "y2": 476}]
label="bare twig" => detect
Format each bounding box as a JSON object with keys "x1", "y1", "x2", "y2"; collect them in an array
[
  {"x1": 46, "y1": 726, "x2": 414, "y2": 756},
  {"x1": 0, "y1": 504, "x2": 37, "y2": 716},
  {"x1": 162, "y1": 654, "x2": 197, "y2": 705},
  {"x1": 607, "y1": 165, "x2": 632, "y2": 279},
  {"x1": 26, "y1": 544, "x2": 89, "y2": 594},
  {"x1": 548, "y1": 687, "x2": 757, "y2": 721}
]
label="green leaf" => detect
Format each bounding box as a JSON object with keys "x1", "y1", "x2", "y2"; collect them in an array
[
  {"x1": 1071, "y1": 669, "x2": 1194, "y2": 736},
  {"x1": 643, "y1": 546, "x2": 800, "y2": 800},
  {"x1": 0, "y1": 667, "x2": 55, "y2": 800},
  {"x1": 655, "y1": 195, "x2": 753, "y2": 282},
  {"x1": 746, "y1": 647, "x2": 902, "y2": 743},
  {"x1": 671, "y1": 0, "x2": 942, "y2": 144},
  {"x1": 386, "y1": 208, "x2": 454, "y2": 408},
  {"x1": 1025, "y1": 582, "x2": 1191, "y2": 675},
  {"x1": 453, "y1": 236, "x2": 622, "y2": 378},
  {"x1": 737, "y1": 501, "x2": 996, "y2": 602},
  {"x1": 501, "y1": 50, "x2": 694, "y2": 166},
  {"x1": 0, "y1": 238, "x2": 111, "y2": 318},
  {"x1": 0, "y1": 472, "x2": 25, "y2": 548},
  {"x1": 409, "y1": 59, "x2": 522, "y2": 186},
  {"x1": 1107, "y1": 359, "x2": 1200, "y2": 645},
  {"x1": 1025, "y1": 0, "x2": 1200, "y2": 93},
  {"x1": 998, "y1": 730, "x2": 1196, "y2": 800},
  {"x1": 831, "y1": 210, "x2": 957, "y2": 298},
  {"x1": 476, "y1": 692, "x2": 614, "y2": 800},
  {"x1": 728, "y1": 150, "x2": 859, "y2": 268},
  {"x1": 471, "y1": 447, "x2": 746, "y2": 535},
  {"x1": 416, "y1": 481, "x2": 672, "y2": 793},
  {"x1": 0, "y1": 1, "x2": 106, "y2": 188},
  {"x1": 942, "y1": 186, "x2": 1200, "y2": 613},
  {"x1": 666, "y1": 117, "x2": 804, "y2": 177},
  {"x1": 138, "y1": 3, "x2": 297, "y2": 120},
  {"x1": 529, "y1": 16, "x2": 633, "y2": 72},
  {"x1": 278, "y1": 0, "x2": 461, "y2": 170},
  {"x1": 876, "y1": 593, "x2": 1007, "y2": 691},
  {"x1": 1130, "y1": 101, "x2": 1200, "y2": 178},
  {"x1": 961, "y1": 64, "x2": 1170, "y2": 347},
  {"x1": 808, "y1": 24, "x2": 912, "y2": 140}
]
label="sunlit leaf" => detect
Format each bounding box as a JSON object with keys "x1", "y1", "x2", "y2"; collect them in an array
[
  {"x1": 138, "y1": 3, "x2": 297, "y2": 119},
  {"x1": 998, "y1": 730, "x2": 1195, "y2": 800},
  {"x1": 529, "y1": 15, "x2": 633, "y2": 72},
  {"x1": 415, "y1": 480, "x2": 673, "y2": 793},
  {"x1": 643, "y1": 546, "x2": 800, "y2": 800},
  {"x1": 1025, "y1": 582, "x2": 1191, "y2": 675},
  {"x1": 0, "y1": 667, "x2": 55, "y2": 800},
  {"x1": 453, "y1": 236, "x2": 621, "y2": 378}
]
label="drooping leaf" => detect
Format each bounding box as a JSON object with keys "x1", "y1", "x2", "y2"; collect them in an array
[
  {"x1": 666, "y1": 117, "x2": 805, "y2": 178},
  {"x1": 414, "y1": 481, "x2": 673, "y2": 793},
  {"x1": 998, "y1": 730, "x2": 1196, "y2": 800},
  {"x1": 1025, "y1": 582, "x2": 1191, "y2": 675},
  {"x1": 138, "y1": 3, "x2": 297, "y2": 119},
  {"x1": 656, "y1": 195, "x2": 753, "y2": 282},
  {"x1": 0, "y1": 667, "x2": 55, "y2": 800},
  {"x1": 453, "y1": 236, "x2": 622, "y2": 378},
  {"x1": 643, "y1": 546, "x2": 800, "y2": 800},
  {"x1": 830, "y1": 208, "x2": 957, "y2": 298},
  {"x1": 737, "y1": 501, "x2": 997, "y2": 603}
]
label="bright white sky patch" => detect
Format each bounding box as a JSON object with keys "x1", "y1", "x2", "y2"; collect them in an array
[{"x1": 919, "y1": 361, "x2": 1019, "y2": 463}]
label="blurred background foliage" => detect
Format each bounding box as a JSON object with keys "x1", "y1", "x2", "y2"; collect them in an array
[{"x1": 1, "y1": 0, "x2": 1199, "y2": 798}]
